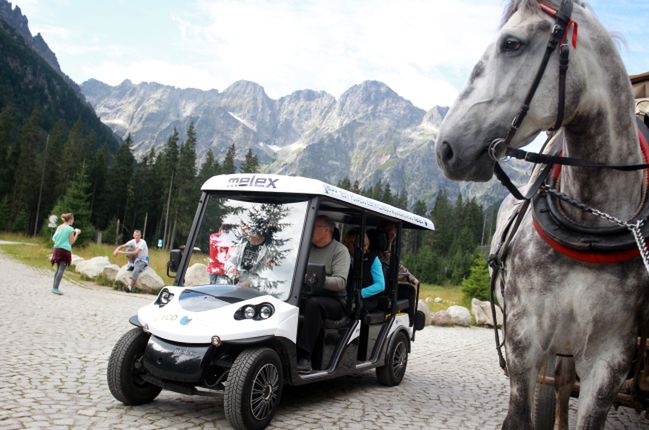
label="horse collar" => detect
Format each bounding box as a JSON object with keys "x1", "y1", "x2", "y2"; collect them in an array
[{"x1": 532, "y1": 123, "x2": 649, "y2": 264}]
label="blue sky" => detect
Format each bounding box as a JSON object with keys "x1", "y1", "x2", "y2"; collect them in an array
[{"x1": 12, "y1": 0, "x2": 649, "y2": 110}]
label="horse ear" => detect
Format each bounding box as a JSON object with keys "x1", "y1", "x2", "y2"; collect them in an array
[{"x1": 500, "y1": 0, "x2": 541, "y2": 28}]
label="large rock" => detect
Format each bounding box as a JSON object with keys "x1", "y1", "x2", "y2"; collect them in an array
[
  {"x1": 471, "y1": 298, "x2": 503, "y2": 327},
  {"x1": 115, "y1": 265, "x2": 164, "y2": 293},
  {"x1": 70, "y1": 254, "x2": 85, "y2": 267},
  {"x1": 101, "y1": 264, "x2": 121, "y2": 282},
  {"x1": 432, "y1": 310, "x2": 454, "y2": 326},
  {"x1": 75, "y1": 256, "x2": 111, "y2": 279},
  {"x1": 416, "y1": 300, "x2": 431, "y2": 326},
  {"x1": 185, "y1": 263, "x2": 210, "y2": 287},
  {"x1": 447, "y1": 305, "x2": 472, "y2": 326}
]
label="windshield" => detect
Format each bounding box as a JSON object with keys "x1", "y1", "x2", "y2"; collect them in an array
[{"x1": 189, "y1": 195, "x2": 309, "y2": 301}]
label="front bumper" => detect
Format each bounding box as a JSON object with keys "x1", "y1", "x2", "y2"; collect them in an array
[{"x1": 142, "y1": 335, "x2": 211, "y2": 384}]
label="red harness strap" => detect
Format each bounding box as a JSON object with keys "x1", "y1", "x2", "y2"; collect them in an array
[
  {"x1": 534, "y1": 130, "x2": 649, "y2": 264},
  {"x1": 540, "y1": 1, "x2": 579, "y2": 48}
]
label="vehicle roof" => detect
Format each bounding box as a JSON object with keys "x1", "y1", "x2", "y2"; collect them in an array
[{"x1": 201, "y1": 173, "x2": 435, "y2": 231}]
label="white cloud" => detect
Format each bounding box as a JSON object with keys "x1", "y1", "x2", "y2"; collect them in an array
[
  {"x1": 169, "y1": 0, "x2": 503, "y2": 107},
  {"x1": 14, "y1": 0, "x2": 505, "y2": 108}
]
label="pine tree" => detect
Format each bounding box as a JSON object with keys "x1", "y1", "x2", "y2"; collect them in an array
[
  {"x1": 0, "y1": 196, "x2": 10, "y2": 230},
  {"x1": 240, "y1": 148, "x2": 259, "y2": 173},
  {"x1": 460, "y1": 252, "x2": 491, "y2": 303},
  {"x1": 106, "y1": 134, "x2": 135, "y2": 241},
  {"x1": 0, "y1": 105, "x2": 17, "y2": 200},
  {"x1": 49, "y1": 163, "x2": 96, "y2": 246},
  {"x1": 337, "y1": 177, "x2": 352, "y2": 190},
  {"x1": 57, "y1": 120, "x2": 88, "y2": 194},
  {"x1": 157, "y1": 129, "x2": 180, "y2": 247},
  {"x1": 12, "y1": 106, "x2": 45, "y2": 232},
  {"x1": 173, "y1": 122, "x2": 198, "y2": 245},
  {"x1": 88, "y1": 146, "x2": 110, "y2": 229},
  {"x1": 222, "y1": 143, "x2": 236, "y2": 174},
  {"x1": 197, "y1": 149, "x2": 220, "y2": 185}
]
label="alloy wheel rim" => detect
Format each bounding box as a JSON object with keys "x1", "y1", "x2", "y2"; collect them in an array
[
  {"x1": 250, "y1": 363, "x2": 280, "y2": 421},
  {"x1": 392, "y1": 341, "x2": 407, "y2": 379}
]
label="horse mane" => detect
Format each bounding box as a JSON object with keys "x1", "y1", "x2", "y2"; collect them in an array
[{"x1": 501, "y1": 0, "x2": 588, "y2": 28}]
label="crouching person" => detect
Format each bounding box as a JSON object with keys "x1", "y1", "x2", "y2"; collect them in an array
[{"x1": 113, "y1": 229, "x2": 149, "y2": 292}]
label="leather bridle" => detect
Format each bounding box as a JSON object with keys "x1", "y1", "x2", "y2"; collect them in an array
[
  {"x1": 488, "y1": 0, "x2": 576, "y2": 201},
  {"x1": 486, "y1": 0, "x2": 649, "y2": 374},
  {"x1": 487, "y1": 0, "x2": 577, "y2": 373}
]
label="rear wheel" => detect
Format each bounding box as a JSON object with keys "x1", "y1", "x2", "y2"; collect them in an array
[
  {"x1": 532, "y1": 356, "x2": 557, "y2": 430},
  {"x1": 107, "y1": 328, "x2": 161, "y2": 405},
  {"x1": 224, "y1": 348, "x2": 283, "y2": 430},
  {"x1": 376, "y1": 331, "x2": 409, "y2": 386}
]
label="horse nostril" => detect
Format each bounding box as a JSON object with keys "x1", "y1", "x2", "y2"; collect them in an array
[{"x1": 440, "y1": 141, "x2": 454, "y2": 163}]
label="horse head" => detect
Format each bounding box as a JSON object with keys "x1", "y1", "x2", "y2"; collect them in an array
[{"x1": 435, "y1": 0, "x2": 629, "y2": 182}]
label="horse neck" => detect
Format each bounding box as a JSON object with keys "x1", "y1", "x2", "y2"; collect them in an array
[{"x1": 559, "y1": 92, "x2": 643, "y2": 226}]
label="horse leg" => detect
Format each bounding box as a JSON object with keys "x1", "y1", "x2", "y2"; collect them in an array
[
  {"x1": 554, "y1": 356, "x2": 576, "y2": 430},
  {"x1": 574, "y1": 341, "x2": 634, "y2": 430},
  {"x1": 502, "y1": 327, "x2": 538, "y2": 430}
]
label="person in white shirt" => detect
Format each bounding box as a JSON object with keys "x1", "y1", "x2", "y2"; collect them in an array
[{"x1": 113, "y1": 229, "x2": 149, "y2": 292}]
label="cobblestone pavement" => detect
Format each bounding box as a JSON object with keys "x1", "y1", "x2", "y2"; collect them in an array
[{"x1": 0, "y1": 251, "x2": 647, "y2": 429}]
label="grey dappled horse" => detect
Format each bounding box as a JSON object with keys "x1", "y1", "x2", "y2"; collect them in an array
[{"x1": 436, "y1": 0, "x2": 649, "y2": 429}]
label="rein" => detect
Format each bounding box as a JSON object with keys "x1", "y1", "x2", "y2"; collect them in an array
[
  {"x1": 487, "y1": 1, "x2": 649, "y2": 374},
  {"x1": 487, "y1": 0, "x2": 576, "y2": 375}
]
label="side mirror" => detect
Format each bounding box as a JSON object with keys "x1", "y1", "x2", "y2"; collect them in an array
[
  {"x1": 167, "y1": 249, "x2": 181, "y2": 277},
  {"x1": 414, "y1": 310, "x2": 426, "y2": 331}
]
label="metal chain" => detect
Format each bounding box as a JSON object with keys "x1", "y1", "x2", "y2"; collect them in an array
[{"x1": 542, "y1": 185, "x2": 649, "y2": 273}]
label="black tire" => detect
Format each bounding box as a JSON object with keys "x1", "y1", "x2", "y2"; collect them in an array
[
  {"x1": 224, "y1": 348, "x2": 283, "y2": 430},
  {"x1": 107, "y1": 327, "x2": 162, "y2": 405},
  {"x1": 532, "y1": 356, "x2": 557, "y2": 430},
  {"x1": 376, "y1": 331, "x2": 409, "y2": 386}
]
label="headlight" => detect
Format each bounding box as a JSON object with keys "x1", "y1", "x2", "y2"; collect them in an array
[
  {"x1": 243, "y1": 305, "x2": 256, "y2": 319},
  {"x1": 259, "y1": 304, "x2": 274, "y2": 319},
  {"x1": 234, "y1": 303, "x2": 275, "y2": 320}
]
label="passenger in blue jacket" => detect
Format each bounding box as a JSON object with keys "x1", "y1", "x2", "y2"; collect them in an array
[{"x1": 342, "y1": 228, "x2": 385, "y2": 309}]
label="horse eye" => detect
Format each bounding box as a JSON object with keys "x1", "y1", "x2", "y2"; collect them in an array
[{"x1": 501, "y1": 38, "x2": 522, "y2": 52}]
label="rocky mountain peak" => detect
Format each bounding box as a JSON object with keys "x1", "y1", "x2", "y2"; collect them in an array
[
  {"x1": 329, "y1": 80, "x2": 424, "y2": 130},
  {"x1": 0, "y1": 0, "x2": 61, "y2": 72},
  {"x1": 221, "y1": 80, "x2": 269, "y2": 99}
]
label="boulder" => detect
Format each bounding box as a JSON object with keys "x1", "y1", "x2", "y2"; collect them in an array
[
  {"x1": 70, "y1": 254, "x2": 85, "y2": 266},
  {"x1": 115, "y1": 265, "x2": 164, "y2": 293},
  {"x1": 434, "y1": 297, "x2": 443, "y2": 303},
  {"x1": 432, "y1": 310, "x2": 454, "y2": 326},
  {"x1": 416, "y1": 300, "x2": 431, "y2": 326},
  {"x1": 185, "y1": 263, "x2": 210, "y2": 287},
  {"x1": 471, "y1": 298, "x2": 503, "y2": 327},
  {"x1": 447, "y1": 305, "x2": 472, "y2": 326},
  {"x1": 75, "y1": 256, "x2": 111, "y2": 279},
  {"x1": 101, "y1": 264, "x2": 121, "y2": 282}
]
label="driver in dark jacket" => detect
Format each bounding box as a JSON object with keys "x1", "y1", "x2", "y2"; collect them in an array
[{"x1": 296, "y1": 215, "x2": 350, "y2": 373}]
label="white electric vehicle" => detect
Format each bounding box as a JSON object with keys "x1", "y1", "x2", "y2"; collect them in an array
[{"x1": 107, "y1": 173, "x2": 435, "y2": 430}]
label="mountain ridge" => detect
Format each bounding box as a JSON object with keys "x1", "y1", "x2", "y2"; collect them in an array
[{"x1": 81, "y1": 78, "x2": 527, "y2": 207}]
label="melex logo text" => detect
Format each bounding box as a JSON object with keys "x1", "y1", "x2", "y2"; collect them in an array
[{"x1": 227, "y1": 176, "x2": 278, "y2": 189}]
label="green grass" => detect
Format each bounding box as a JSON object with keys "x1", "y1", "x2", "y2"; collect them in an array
[
  {"x1": 418, "y1": 283, "x2": 464, "y2": 314},
  {"x1": 1, "y1": 232, "x2": 472, "y2": 310},
  {"x1": 0, "y1": 232, "x2": 177, "y2": 289}
]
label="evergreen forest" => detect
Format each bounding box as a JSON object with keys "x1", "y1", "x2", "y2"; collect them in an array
[{"x1": 0, "y1": 12, "x2": 498, "y2": 286}]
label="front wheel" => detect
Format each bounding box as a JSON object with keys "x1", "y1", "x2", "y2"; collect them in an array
[
  {"x1": 224, "y1": 348, "x2": 284, "y2": 430},
  {"x1": 107, "y1": 327, "x2": 161, "y2": 405},
  {"x1": 376, "y1": 331, "x2": 409, "y2": 386},
  {"x1": 532, "y1": 356, "x2": 557, "y2": 430}
]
